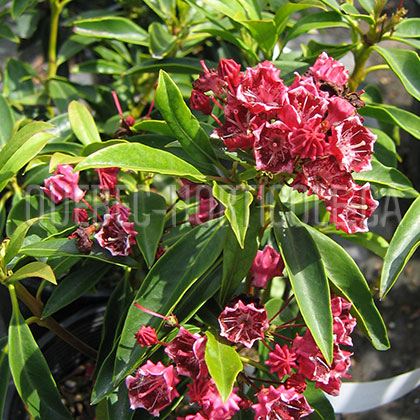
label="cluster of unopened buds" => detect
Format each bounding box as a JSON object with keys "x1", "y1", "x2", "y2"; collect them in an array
[
  {"x1": 42, "y1": 163, "x2": 138, "y2": 256},
  {"x1": 191, "y1": 53, "x2": 379, "y2": 234},
  {"x1": 127, "y1": 245, "x2": 356, "y2": 419}
]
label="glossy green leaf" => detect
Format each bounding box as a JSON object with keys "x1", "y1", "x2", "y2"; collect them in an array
[
  {"x1": 285, "y1": 11, "x2": 348, "y2": 43},
  {"x1": 307, "y1": 226, "x2": 389, "y2": 350},
  {"x1": 8, "y1": 285, "x2": 72, "y2": 419},
  {"x1": 374, "y1": 46, "x2": 420, "y2": 102},
  {"x1": 213, "y1": 182, "x2": 253, "y2": 248},
  {"x1": 359, "y1": 103, "x2": 420, "y2": 140},
  {"x1": 20, "y1": 239, "x2": 139, "y2": 268},
  {"x1": 205, "y1": 330, "x2": 243, "y2": 403},
  {"x1": 68, "y1": 100, "x2": 101, "y2": 145},
  {"x1": 273, "y1": 207, "x2": 333, "y2": 364},
  {"x1": 393, "y1": 18, "x2": 420, "y2": 38},
  {"x1": 219, "y1": 206, "x2": 260, "y2": 304},
  {"x1": 239, "y1": 19, "x2": 277, "y2": 55},
  {"x1": 75, "y1": 143, "x2": 205, "y2": 180},
  {"x1": 42, "y1": 262, "x2": 109, "y2": 318},
  {"x1": 304, "y1": 382, "x2": 335, "y2": 420},
  {"x1": 11, "y1": 0, "x2": 35, "y2": 18},
  {"x1": 8, "y1": 262, "x2": 56, "y2": 284},
  {"x1": 106, "y1": 383, "x2": 133, "y2": 420},
  {"x1": 133, "y1": 120, "x2": 175, "y2": 137},
  {"x1": 149, "y1": 22, "x2": 177, "y2": 58},
  {"x1": 74, "y1": 17, "x2": 148, "y2": 45},
  {"x1": 188, "y1": 0, "x2": 247, "y2": 21},
  {"x1": 49, "y1": 80, "x2": 79, "y2": 114},
  {"x1": 0, "y1": 95, "x2": 14, "y2": 146},
  {"x1": 357, "y1": 0, "x2": 375, "y2": 13},
  {"x1": 353, "y1": 158, "x2": 418, "y2": 198},
  {"x1": 0, "y1": 337, "x2": 9, "y2": 420},
  {"x1": 72, "y1": 59, "x2": 127, "y2": 75},
  {"x1": 57, "y1": 34, "x2": 97, "y2": 67},
  {"x1": 128, "y1": 190, "x2": 166, "y2": 268},
  {"x1": 371, "y1": 127, "x2": 397, "y2": 168},
  {"x1": 126, "y1": 57, "x2": 206, "y2": 76},
  {"x1": 4, "y1": 218, "x2": 40, "y2": 266},
  {"x1": 113, "y1": 219, "x2": 227, "y2": 387},
  {"x1": 156, "y1": 70, "x2": 217, "y2": 164},
  {"x1": 0, "y1": 131, "x2": 54, "y2": 193},
  {"x1": 4, "y1": 58, "x2": 35, "y2": 100},
  {"x1": 380, "y1": 195, "x2": 420, "y2": 298},
  {"x1": 319, "y1": 0, "x2": 341, "y2": 12},
  {"x1": 81, "y1": 139, "x2": 126, "y2": 156},
  {"x1": 0, "y1": 22, "x2": 19, "y2": 43},
  {"x1": 16, "y1": 10, "x2": 41, "y2": 39}
]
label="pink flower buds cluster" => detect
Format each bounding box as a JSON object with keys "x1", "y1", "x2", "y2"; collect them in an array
[
  {"x1": 43, "y1": 164, "x2": 137, "y2": 256},
  {"x1": 191, "y1": 54, "x2": 378, "y2": 234}
]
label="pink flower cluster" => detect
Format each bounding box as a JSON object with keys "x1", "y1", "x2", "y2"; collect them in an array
[
  {"x1": 191, "y1": 53, "x2": 378, "y2": 234},
  {"x1": 43, "y1": 164, "x2": 137, "y2": 256},
  {"x1": 127, "y1": 291, "x2": 355, "y2": 419}
]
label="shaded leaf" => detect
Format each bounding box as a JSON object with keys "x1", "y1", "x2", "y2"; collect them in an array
[
  {"x1": 72, "y1": 59, "x2": 127, "y2": 75},
  {"x1": 305, "y1": 381, "x2": 335, "y2": 420},
  {"x1": 132, "y1": 120, "x2": 175, "y2": 137},
  {"x1": 68, "y1": 101, "x2": 101, "y2": 145},
  {"x1": 8, "y1": 285, "x2": 72, "y2": 419},
  {"x1": 126, "y1": 57, "x2": 206, "y2": 76},
  {"x1": 380, "y1": 195, "x2": 420, "y2": 298},
  {"x1": 393, "y1": 18, "x2": 420, "y2": 38},
  {"x1": 0, "y1": 94, "x2": 14, "y2": 145},
  {"x1": 273, "y1": 207, "x2": 333, "y2": 364},
  {"x1": 0, "y1": 22, "x2": 19, "y2": 43},
  {"x1": 205, "y1": 330, "x2": 243, "y2": 403},
  {"x1": 0, "y1": 337, "x2": 9, "y2": 420},
  {"x1": 49, "y1": 80, "x2": 79, "y2": 114},
  {"x1": 8, "y1": 262, "x2": 56, "y2": 284},
  {"x1": 11, "y1": 0, "x2": 35, "y2": 18},
  {"x1": 371, "y1": 127, "x2": 397, "y2": 168},
  {"x1": 308, "y1": 226, "x2": 389, "y2": 350},
  {"x1": 149, "y1": 22, "x2": 177, "y2": 58},
  {"x1": 57, "y1": 34, "x2": 97, "y2": 67}
]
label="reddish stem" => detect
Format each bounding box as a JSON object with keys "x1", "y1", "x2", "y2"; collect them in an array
[
  {"x1": 81, "y1": 198, "x2": 103, "y2": 222},
  {"x1": 271, "y1": 332, "x2": 293, "y2": 343},
  {"x1": 269, "y1": 294, "x2": 295, "y2": 323},
  {"x1": 112, "y1": 91, "x2": 124, "y2": 120}
]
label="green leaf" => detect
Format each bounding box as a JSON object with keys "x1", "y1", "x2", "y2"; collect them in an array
[
  {"x1": 143, "y1": 0, "x2": 176, "y2": 20},
  {"x1": 4, "y1": 218, "x2": 41, "y2": 266},
  {"x1": 11, "y1": 0, "x2": 35, "y2": 19},
  {"x1": 4, "y1": 58, "x2": 35, "y2": 101},
  {"x1": 8, "y1": 285, "x2": 72, "y2": 419},
  {"x1": 8, "y1": 262, "x2": 56, "y2": 284},
  {"x1": 187, "y1": 0, "x2": 248, "y2": 21},
  {"x1": 156, "y1": 70, "x2": 217, "y2": 164},
  {"x1": 20, "y1": 239, "x2": 139, "y2": 268},
  {"x1": 75, "y1": 142, "x2": 206, "y2": 181},
  {"x1": 213, "y1": 182, "x2": 253, "y2": 248},
  {"x1": 106, "y1": 383, "x2": 134, "y2": 420},
  {"x1": 113, "y1": 219, "x2": 227, "y2": 387},
  {"x1": 239, "y1": 19, "x2": 277, "y2": 55},
  {"x1": 0, "y1": 130, "x2": 54, "y2": 193},
  {"x1": 273, "y1": 207, "x2": 333, "y2": 364},
  {"x1": 390, "y1": 36, "x2": 420, "y2": 50},
  {"x1": 72, "y1": 59, "x2": 126, "y2": 75},
  {"x1": 68, "y1": 100, "x2": 101, "y2": 145},
  {"x1": 205, "y1": 330, "x2": 243, "y2": 403},
  {"x1": 0, "y1": 94, "x2": 14, "y2": 145},
  {"x1": 128, "y1": 190, "x2": 166, "y2": 268},
  {"x1": 318, "y1": 0, "x2": 341, "y2": 12},
  {"x1": 380, "y1": 195, "x2": 420, "y2": 298},
  {"x1": 357, "y1": 0, "x2": 375, "y2": 13},
  {"x1": 393, "y1": 18, "x2": 420, "y2": 38},
  {"x1": 49, "y1": 80, "x2": 80, "y2": 114},
  {"x1": 126, "y1": 58, "x2": 206, "y2": 76},
  {"x1": 373, "y1": 46, "x2": 420, "y2": 102},
  {"x1": 359, "y1": 103, "x2": 420, "y2": 140},
  {"x1": 0, "y1": 22, "x2": 19, "y2": 43},
  {"x1": 219, "y1": 205, "x2": 260, "y2": 304},
  {"x1": 285, "y1": 11, "x2": 348, "y2": 43},
  {"x1": 0, "y1": 337, "x2": 9, "y2": 420},
  {"x1": 305, "y1": 381, "x2": 335, "y2": 420},
  {"x1": 307, "y1": 226, "x2": 389, "y2": 350},
  {"x1": 371, "y1": 127, "x2": 397, "y2": 168},
  {"x1": 74, "y1": 17, "x2": 148, "y2": 45},
  {"x1": 149, "y1": 22, "x2": 177, "y2": 58},
  {"x1": 57, "y1": 34, "x2": 97, "y2": 67},
  {"x1": 132, "y1": 120, "x2": 175, "y2": 137},
  {"x1": 42, "y1": 261, "x2": 109, "y2": 318},
  {"x1": 353, "y1": 158, "x2": 418, "y2": 198}
]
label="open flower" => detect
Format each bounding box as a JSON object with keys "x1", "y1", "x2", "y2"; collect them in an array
[
  {"x1": 42, "y1": 164, "x2": 85, "y2": 204},
  {"x1": 126, "y1": 360, "x2": 179, "y2": 416}
]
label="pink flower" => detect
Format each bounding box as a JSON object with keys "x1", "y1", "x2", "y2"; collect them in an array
[
  {"x1": 126, "y1": 360, "x2": 179, "y2": 416},
  {"x1": 72, "y1": 208, "x2": 88, "y2": 224},
  {"x1": 95, "y1": 204, "x2": 137, "y2": 256},
  {"x1": 41, "y1": 164, "x2": 85, "y2": 204},
  {"x1": 188, "y1": 378, "x2": 241, "y2": 420},
  {"x1": 265, "y1": 343, "x2": 297, "y2": 380},
  {"x1": 190, "y1": 89, "x2": 213, "y2": 115},
  {"x1": 310, "y1": 52, "x2": 349, "y2": 86},
  {"x1": 177, "y1": 179, "x2": 211, "y2": 202},
  {"x1": 165, "y1": 327, "x2": 208, "y2": 378},
  {"x1": 329, "y1": 116, "x2": 376, "y2": 173},
  {"x1": 253, "y1": 121, "x2": 294, "y2": 173},
  {"x1": 252, "y1": 385, "x2": 313, "y2": 420},
  {"x1": 189, "y1": 197, "x2": 224, "y2": 226},
  {"x1": 331, "y1": 296, "x2": 357, "y2": 346},
  {"x1": 94, "y1": 167, "x2": 120, "y2": 197},
  {"x1": 250, "y1": 245, "x2": 285, "y2": 288},
  {"x1": 193, "y1": 64, "x2": 226, "y2": 97},
  {"x1": 134, "y1": 326, "x2": 158, "y2": 347},
  {"x1": 324, "y1": 96, "x2": 356, "y2": 128},
  {"x1": 217, "y1": 58, "x2": 242, "y2": 91},
  {"x1": 218, "y1": 298, "x2": 269, "y2": 348},
  {"x1": 285, "y1": 373, "x2": 307, "y2": 394}
]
